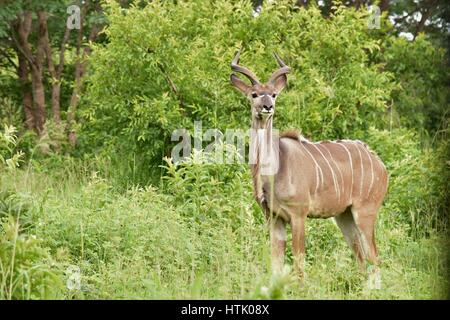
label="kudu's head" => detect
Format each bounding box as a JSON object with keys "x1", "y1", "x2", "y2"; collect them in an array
[{"x1": 230, "y1": 50, "x2": 290, "y2": 127}]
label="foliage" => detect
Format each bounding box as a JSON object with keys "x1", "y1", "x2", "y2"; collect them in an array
[
  {"x1": 0, "y1": 125, "x2": 24, "y2": 169},
  {"x1": 383, "y1": 35, "x2": 450, "y2": 132},
  {"x1": 161, "y1": 144, "x2": 259, "y2": 227},
  {"x1": 388, "y1": 0, "x2": 450, "y2": 48},
  {"x1": 0, "y1": 148, "x2": 447, "y2": 299},
  {"x1": 80, "y1": 1, "x2": 395, "y2": 169},
  {"x1": 364, "y1": 127, "x2": 449, "y2": 237},
  {"x1": 0, "y1": 1, "x2": 448, "y2": 300},
  {"x1": 0, "y1": 156, "x2": 270, "y2": 299},
  {"x1": 0, "y1": 97, "x2": 22, "y2": 128},
  {"x1": 0, "y1": 217, "x2": 64, "y2": 299}
]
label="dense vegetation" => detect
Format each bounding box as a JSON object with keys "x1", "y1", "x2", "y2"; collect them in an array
[{"x1": 0, "y1": 0, "x2": 449, "y2": 299}]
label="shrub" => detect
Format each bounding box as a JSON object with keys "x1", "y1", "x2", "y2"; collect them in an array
[
  {"x1": 0, "y1": 125, "x2": 24, "y2": 169},
  {"x1": 80, "y1": 1, "x2": 395, "y2": 176},
  {"x1": 364, "y1": 127, "x2": 448, "y2": 237},
  {"x1": 383, "y1": 35, "x2": 449, "y2": 133},
  {"x1": 161, "y1": 144, "x2": 259, "y2": 227},
  {"x1": 0, "y1": 217, "x2": 64, "y2": 299}
]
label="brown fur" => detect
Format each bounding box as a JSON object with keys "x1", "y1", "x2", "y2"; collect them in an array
[{"x1": 280, "y1": 129, "x2": 301, "y2": 140}]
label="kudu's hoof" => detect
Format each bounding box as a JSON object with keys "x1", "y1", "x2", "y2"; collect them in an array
[{"x1": 366, "y1": 267, "x2": 382, "y2": 290}]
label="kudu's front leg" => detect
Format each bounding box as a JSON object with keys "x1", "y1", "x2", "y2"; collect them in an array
[
  {"x1": 270, "y1": 217, "x2": 286, "y2": 274},
  {"x1": 291, "y1": 215, "x2": 306, "y2": 280}
]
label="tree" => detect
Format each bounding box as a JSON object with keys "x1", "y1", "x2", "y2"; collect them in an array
[
  {"x1": 67, "y1": 1, "x2": 102, "y2": 146},
  {"x1": 0, "y1": 0, "x2": 106, "y2": 143}
]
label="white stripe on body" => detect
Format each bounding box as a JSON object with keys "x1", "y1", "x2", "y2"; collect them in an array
[
  {"x1": 320, "y1": 143, "x2": 345, "y2": 201},
  {"x1": 353, "y1": 142, "x2": 365, "y2": 196},
  {"x1": 311, "y1": 143, "x2": 340, "y2": 202},
  {"x1": 300, "y1": 142, "x2": 324, "y2": 194},
  {"x1": 360, "y1": 144, "x2": 374, "y2": 196},
  {"x1": 334, "y1": 141, "x2": 354, "y2": 202}
]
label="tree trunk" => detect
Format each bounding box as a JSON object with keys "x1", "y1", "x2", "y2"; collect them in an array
[
  {"x1": 67, "y1": 23, "x2": 100, "y2": 146},
  {"x1": 18, "y1": 54, "x2": 34, "y2": 131},
  {"x1": 67, "y1": 15, "x2": 84, "y2": 147},
  {"x1": 415, "y1": 0, "x2": 438, "y2": 38},
  {"x1": 14, "y1": 12, "x2": 34, "y2": 131},
  {"x1": 65, "y1": 0, "x2": 102, "y2": 146},
  {"x1": 379, "y1": 0, "x2": 390, "y2": 12},
  {"x1": 30, "y1": 11, "x2": 48, "y2": 136},
  {"x1": 42, "y1": 22, "x2": 71, "y2": 124}
]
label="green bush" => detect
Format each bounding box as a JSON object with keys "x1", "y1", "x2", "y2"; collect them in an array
[
  {"x1": 364, "y1": 127, "x2": 448, "y2": 237},
  {"x1": 1, "y1": 145, "x2": 447, "y2": 299},
  {"x1": 80, "y1": 1, "x2": 395, "y2": 174},
  {"x1": 17, "y1": 157, "x2": 267, "y2": 299},
  {"x1": 0, "y1": 125, "x2": 24, "y2": 169},
  {"x1": 0, "y1": 0, "x2": 448, "y2": 300},
  {"x1": 383, "y1": 35, "x2": 449, "y2": 132},
  {"x1": 0, "y1": 217, "x2": 64, "y2": 299},
  {"x1": 161, "y1": 145, "x2": 259, "y2": 226},
  {"x1": 0, "y1": 97, "x2": 22, "y2": 128}
]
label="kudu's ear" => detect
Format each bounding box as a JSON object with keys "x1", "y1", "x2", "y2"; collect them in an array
[
  {"x1": 230, "y1": 74, "x2": 251, "y2": 94},
  {"x1": 271, "y1": 74, "x2": 287, "y2": 94},
  {"x1": 230, "y1": 49, "x2": 259, "y2": 95}
]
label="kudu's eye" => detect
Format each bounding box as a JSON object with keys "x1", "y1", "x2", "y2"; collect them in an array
[
  {"x1": 272, "y1": 94, "x2": 277, "y2": 98},
  {"x1": 252, "y1": 93, "x2": 258, "y2": 98}
]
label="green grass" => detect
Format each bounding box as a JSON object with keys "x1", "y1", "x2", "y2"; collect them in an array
[{"x1": 0, "y1": 154, "x2": 448, "y2": 299}]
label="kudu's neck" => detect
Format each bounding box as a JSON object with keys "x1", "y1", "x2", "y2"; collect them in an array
[
  {"x1": 250, "y1": 117, "x2": 275, "y2": 159},
  {"x1": 250, "y1": 117, "x2": 279, "y2": 204}
]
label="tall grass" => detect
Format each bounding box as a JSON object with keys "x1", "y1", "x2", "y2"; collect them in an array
[{"x1": 0, "y1": 136, "x2": 448, "y2": 299}]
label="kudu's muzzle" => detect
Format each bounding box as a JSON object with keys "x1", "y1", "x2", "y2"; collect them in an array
[{"x1": 259, "y1": 95, "x2": 274, "y2": 115}]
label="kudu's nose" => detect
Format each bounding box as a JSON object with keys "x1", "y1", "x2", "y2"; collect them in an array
[{"x1": 263, "y1": 105, "x2": 273, "y2": 111}]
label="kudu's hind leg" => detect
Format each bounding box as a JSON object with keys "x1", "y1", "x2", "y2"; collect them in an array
[
  {"x1": 334, "y1": 207, "x2": 366, "y2": 266},
  {"x1": 351, "y1": 205, "x2": 381, "y2": 289},
  {"x1": 351, "y1": 206, "x2": 379, "y2": 265},
  {"x1": 270, "y1": 217, "x2": 286, "y2": 274}
]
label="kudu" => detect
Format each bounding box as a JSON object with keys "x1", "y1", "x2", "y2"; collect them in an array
[{"x1": 230, "y1": 50, "x2": 389, "y2": 287}]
